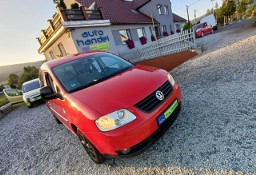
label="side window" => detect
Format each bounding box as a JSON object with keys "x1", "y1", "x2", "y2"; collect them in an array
[
  {"x1": 157, "y1": 4, "x2": 163, "y2": 15},
  {"x1": 4, "y1": 89, "x2": 21, "y2": 97},
  {"x1": 58, "y1": 43, "x2": 67, "y2": 57},
  {"x1": 137, "y1": 28, "x2": 146, "y2": 38},
  {"x1": 119, "y1": 29, "x2": 132, "y2": 44},
  {"x1": 49, "y1": 50, "x2": 55, "y2": 60},
  {"x1": 44, "y1": 73, "x2": 59, "y2": 93},
  {"x1": 163, "y1": 5, "x2": 169, "y2": 15}
]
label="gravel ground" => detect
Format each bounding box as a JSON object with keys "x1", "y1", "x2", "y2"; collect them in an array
[{"x1": 0, "y1": 23, "x2": 256, "y2": 174}]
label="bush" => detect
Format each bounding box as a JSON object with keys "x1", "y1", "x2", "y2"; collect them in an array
[
  {"x1": 252, "y1": 21, "x2": 256, "y2": 27},
  {"x1": 0, "y1": 94, "x2": 8, "y2": 107},
  {"x1": 71, "y1": 3, "x2": 79, "y2": 9},
  {"x1": 59, "y1": 0, "x2": 67, "y2": 9},
  {"x1": 139, "y1": 36, "x2": 147, "y2": 45},
  {"x1": 245, "y1": 4, "x2": 256, "y2": 18},
  {"x1": 163, "y1": 31, "x2": 169, "y2": 37},
  {"x1": 126, "y1": 39, "x2": 135, "y2": 49},
  {"x1": 151, "y1": 35, "x2": 156, "y2": 41},
  {"x1": 183, "y1": 22, "x2": 192, "y2": 31}
]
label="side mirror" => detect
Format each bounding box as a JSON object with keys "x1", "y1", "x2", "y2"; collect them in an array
[{"x1": 40, "y1": 86, "x2": 57, "y2": 100}]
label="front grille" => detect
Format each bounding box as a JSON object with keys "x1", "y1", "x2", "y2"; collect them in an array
[{"x1": 135, "y1": 81, "x2": 173, "y2": 113}]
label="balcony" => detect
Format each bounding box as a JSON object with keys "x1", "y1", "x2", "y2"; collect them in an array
[{"x1": 37, "y1": 6, "x2": 104, "y2": 49}]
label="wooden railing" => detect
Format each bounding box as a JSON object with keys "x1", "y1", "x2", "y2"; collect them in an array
[{"x1": 37, "y1": 6, "x2": 103, "y2": 48}]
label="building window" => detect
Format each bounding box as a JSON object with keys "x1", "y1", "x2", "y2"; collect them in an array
[
  {"x1": 49, "y1": 50, "x2": 55, "y2": 60},
  {"x1": 119, "y1": 29, "x2": 132, "y2": 44},
  {"x1": 136, "y1": 28, "x2": 146, "y2": 38},
  {"x1": 157, "y1": 4, "x2": 163, "y2": 15},
  {"x1": 163, "y1": 5, "x2": 169, "y2": 15},
  {"x1": 161, "y1": 25, "x2": 167, "y2": 33},
  {"x1": 58, "y1": 43, "x2": 67, "y2": 57}
]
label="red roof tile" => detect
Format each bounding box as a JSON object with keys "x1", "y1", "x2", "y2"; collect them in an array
[
  {"x1": 173, "y1": 13, "x2": 187, "y2": 23},
  {"x1": 77, "y1": 0, "x2": 153, "y2": 24}
]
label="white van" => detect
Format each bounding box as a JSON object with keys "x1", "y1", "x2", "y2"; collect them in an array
[
  {"x1": 200, "y1": 14, "x2": 218, "y2": 30},
  {"x1": 22, "y1": 78, "x2": 42, "y2": 108}
]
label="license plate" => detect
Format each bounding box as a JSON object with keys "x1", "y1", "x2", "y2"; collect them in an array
[{"x1": 157, "y1": 100, "x2": 178, "y2": 125}]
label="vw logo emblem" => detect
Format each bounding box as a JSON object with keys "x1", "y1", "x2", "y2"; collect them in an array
[{"x1": 155, "y1": 91, "x2": 164, "y2": 101}]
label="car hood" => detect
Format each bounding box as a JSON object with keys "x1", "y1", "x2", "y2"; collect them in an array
[{"x1": 71, "y1": 65, "x2": 168, "y2": 115}]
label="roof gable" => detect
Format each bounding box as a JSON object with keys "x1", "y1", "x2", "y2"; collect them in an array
[
  {"x1": 77, "y1": 0, "x2": 153, "y2": 24},
  {"x1": 173, "y1": 13, "x2": 187, "y2": 23}
]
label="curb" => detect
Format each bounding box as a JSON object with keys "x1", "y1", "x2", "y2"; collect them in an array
[
  {"x1": 191, "y1": 47, "x2": 202, "y2": 54},
  {"x1": 0, "y1": 103, "x2": 14, "y2": 119}
]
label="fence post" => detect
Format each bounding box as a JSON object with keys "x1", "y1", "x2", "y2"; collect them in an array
[{"x1": 192, "y1": 28, "x2": 197, "y2": 48}]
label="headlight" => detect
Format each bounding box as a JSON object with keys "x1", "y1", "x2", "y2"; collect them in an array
[
  {"x1": 168, "y1": 73, "x2": 175, "y2": 86},
  {"x1": 95, "y1": 109, "x2": 136, "y2": 132}
]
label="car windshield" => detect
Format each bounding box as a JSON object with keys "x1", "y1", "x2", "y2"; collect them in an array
[
  {"x1": 52, "y1": 53, "x2": 134, "y2": 93},
  {"x1": 23, "y1": 80, "x2": 40, "y2": 93},
  {"x1": 193, "y1": 24, "x2": 202, "y2": 30}
]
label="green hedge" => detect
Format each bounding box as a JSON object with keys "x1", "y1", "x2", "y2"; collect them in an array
[{"x1": 0, "y1": 94, "x2": 8, "y2": 107}]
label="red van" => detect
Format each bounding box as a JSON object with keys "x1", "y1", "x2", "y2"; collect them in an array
[{"x1": 39, "y1": 51, "x2": 182, "y2": 163}]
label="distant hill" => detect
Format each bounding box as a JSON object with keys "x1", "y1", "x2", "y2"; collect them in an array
[{"x1": 0, "y1": 61, "x2": 44, "y2": 84}]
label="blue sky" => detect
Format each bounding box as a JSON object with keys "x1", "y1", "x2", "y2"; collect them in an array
[
  {"x1": 172, "y1": 0, "x2": 223, "y2": 19},
  {"x1": 0, "y1": 0, "x2": 223, "y2": 66}
]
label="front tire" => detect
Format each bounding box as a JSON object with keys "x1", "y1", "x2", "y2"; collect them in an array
[
  {"x1": 77, "y1": 129, "x2": 106, "y2": 164},
  {"x1": 27, "y1": 102, "x2": 33, "y2": 108}
]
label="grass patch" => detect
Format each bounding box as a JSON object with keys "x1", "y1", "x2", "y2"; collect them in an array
[
  {"x1": 252, "y1": 21, "x2": 256, "y2": 27},
  {"x1": 0, "y1": 93, "x2": 8, "y2": 107}
]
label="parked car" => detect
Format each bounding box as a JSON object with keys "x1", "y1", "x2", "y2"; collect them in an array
[
  {"x1": 195, "y1": 22, "x2": 213, "y2": 38},
  {"x1": 3, "y1": 88, "x2": 23, "y2": 104},
  {"x1": 39, "y1": 51, "x2": 182, "y2": 164},
  {"x1": 22, "y1": 78, "x2": 42, "y2": 108},
  {"x1": 200, "y1": 14, "x2": 218, "y2": 30}
]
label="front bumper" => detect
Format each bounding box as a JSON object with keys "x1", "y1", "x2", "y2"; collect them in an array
[{"x1": 104, "y1": 102, "x2": 181, "y2": 158}]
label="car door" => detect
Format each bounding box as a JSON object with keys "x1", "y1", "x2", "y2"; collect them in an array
[
  {"x1": 203, "y1": 22, "x2": 211, "y2": 34},
  {"x1": 44, "y1": 73, "x2": 70, "y2": 126}
]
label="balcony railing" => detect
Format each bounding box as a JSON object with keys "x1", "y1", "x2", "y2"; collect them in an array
[{"x1": 37, "y1": 6, "x2": 103, "y2": 48}]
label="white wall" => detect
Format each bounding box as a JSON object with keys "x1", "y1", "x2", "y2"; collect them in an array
[
  {"x1": 110, "y1": 24, "x2": 154, "y2": 54},
  {"x1": 139, "y1": 0, "x2": 175, "y2": 35},
  {"x1": 70, "y1": 26, "x2": 119, "y2": 54},
  {"x1": 44, "y1": 32, "x2": 77, "y2": 61}
]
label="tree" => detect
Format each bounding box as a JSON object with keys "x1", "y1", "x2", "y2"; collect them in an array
[
  {"x1": 18, "y1": 66, "x2": 39, "y2": 87},
  {"x1": 236, "y1": 0, "x2": 247, "y2": 19},
  {"x1": 221, "y1": 0, "x2": 236, "y2": 24},
  {"x1": 215, "y1": 2, "x2": 219, "y2": 9},
  {"x1": 8, "y1": 74, "x2": 19, "y2": 86},
  {"x1": 206, "y1": 9, "x2": 212, "y2": 16}
]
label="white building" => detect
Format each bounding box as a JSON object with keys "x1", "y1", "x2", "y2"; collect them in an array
[{"x1": 37, "y1": 0, "x2": 186, "y2": 61}]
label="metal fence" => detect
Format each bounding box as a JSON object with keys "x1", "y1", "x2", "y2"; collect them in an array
[{"x1": 119, "y1": 29, "x2": 196, "y2": 62}]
